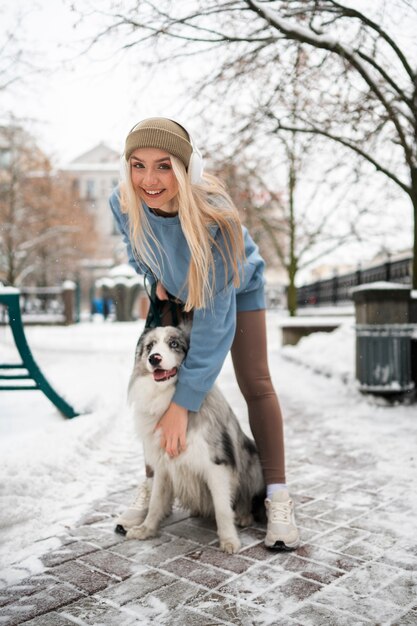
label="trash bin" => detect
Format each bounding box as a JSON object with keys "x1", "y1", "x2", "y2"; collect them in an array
[
  {"x1": 355, "y1": 324, "x2": 415, "y2": 393},
  {"x1": 352, "y1": 282, "x2": 416, "y2": 398}
]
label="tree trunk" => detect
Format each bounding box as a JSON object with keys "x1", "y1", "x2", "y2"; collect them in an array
[
  {"x1": 411, "y1": 168, "x2": 417, "y2": 290},
  {"x1": 287, "y1": 262, "x2": 297, "y2": 317}
]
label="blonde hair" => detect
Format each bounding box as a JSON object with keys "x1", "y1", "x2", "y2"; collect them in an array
[{"x1": 121, "y1": 156, "x2": 245, "y2": 311}]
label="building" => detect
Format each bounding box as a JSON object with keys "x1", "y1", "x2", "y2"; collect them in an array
[
  {"x1": 60, "y1": 143, "x2": 128, "y2": 308},
  {"x1": 60, "y1": 142, "x2": 122, "y2": 258}
]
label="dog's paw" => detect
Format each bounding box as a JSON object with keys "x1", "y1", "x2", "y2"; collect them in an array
[
  {"x1": 235, "y1": 513, "x2": 253, "y2": 528},
  {"x1": 220, "y1": 536, "x2": 241, "y2": 554},
  {"x1": 126, "y1": 524, "x2": 156, "y2": 540}
]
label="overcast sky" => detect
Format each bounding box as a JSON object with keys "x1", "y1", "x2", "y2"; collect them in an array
[{"x1": 2, "y1": 0, "x2": 193, "y2": 163}]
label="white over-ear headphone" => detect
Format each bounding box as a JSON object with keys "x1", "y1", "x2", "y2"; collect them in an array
[{"x1": 171, "y1": 119, "x2": 204, "y2": 185}]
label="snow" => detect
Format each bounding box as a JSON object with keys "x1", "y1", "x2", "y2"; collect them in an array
[
  {"x1": 0, "y1": 287, "x2": 20, "y2": 295},
  {"x1": 0, "y1": 313, "x2": 416, "y2": 588},
  {"x1": 351, "y1": 281, "x2": 411, "y2": 292},
  {"x1": 281, "y1": 322, "x2": 355, "y2": 383},
  {"x1": 278, "y1": 316, "x2": 346, "y2": 328}
]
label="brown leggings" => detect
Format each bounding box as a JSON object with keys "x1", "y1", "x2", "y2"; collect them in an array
[
  {"x1": 146, "y1": 304, "x2": 286, "y2": 485},
  {"x1": 231, "y1": 310, "x2": 286, "y2": 485}
]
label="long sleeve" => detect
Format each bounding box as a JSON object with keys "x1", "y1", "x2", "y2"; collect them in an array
[{"x1": 173, "y1": 280, "x2": 236, "y2": 412}]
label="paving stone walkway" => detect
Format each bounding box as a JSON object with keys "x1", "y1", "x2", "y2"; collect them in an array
[{"x1": 1, "y1": 350, "x2": 416, "y2": 625}]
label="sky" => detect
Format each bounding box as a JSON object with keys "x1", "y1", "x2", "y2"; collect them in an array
[{"x1": 1, "y1": 0, "x2": 193, "y2": 164}]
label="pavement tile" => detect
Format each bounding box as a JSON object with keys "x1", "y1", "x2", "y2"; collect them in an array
[
  {"x1": 217, "y1": 563, "x2": 289, "y2": 601},
  {"x1": 268, "y1": 574, "x2": 322, "y2": 605},
  {"x1": 185, "y1": 547, "x2": 254, "y2": 574},
  {"x1": 162, "y1": 606, "x2": 236, "y2": 626},
  {"x1": 0, "y1": 582, "x2": 85, "y2": 626},
  {"x1": 97, "y1": 569, "x2": 177, "y2": 605},
  {"x1": 331, "y1": 560, "x2": 402, "y2": 596},
  {"x1": 296, "y1": 514, "x2": 339, "y2": 536},
  {"x1": 160, "y1": 556, "x2": 233, "y2": 589},
  {"x1": 316, "y1": 505, "x2": 367, "y2": 524},
  {"x1": 239, "y1": 542, "x2": 291, "y2": 562},
  {"x1": 373, "y1": 571, "x2": 417, "y2": 608},
  {"x1": 376, "y1": 543, "x2": 417, "y2": 572},
  {"x1": 391, "y1": 609, "x2": 417, "y2": 626},
  {"x1": 58, "y1": 596, "x2": 139, "y2": 626},
  {"x1": 297, "y1": 498, "x2": 337, "y2": 517},
  {"x1": 270, "y1": 553, "x2": 345, "y2": 586},
  {"x1": 340, "y1": 539, "x2": 385, "y2": 562},
  {"x1": 335, "y1": 487, "x2": 387, "y2": 509},
  {"x1": 310, "y1": 525, "x2": 370, "y2": 551},
  {"x1": 111, "y1": 535, "x2": 200, "y2": 567},
  {"x1": 234, "y1": 527, "x2": 266, "y2": 548},
  {"x1": 21, "y1": 612, "x2": 79, "y2": 626},
  {"x1": 186, "y1": 591, "x2": 279, "y2": 626},
  {"x1": 47, "y1": 559, "x2": 116, "y2": 594},
  {"x1": 313, "y1": 585, "x2": 405, "y2": 624},
  {"x1": 41, "y1": 540, "x2": 99, "y2": 568},
  {"x1": 123, "y1": 578, "x2": 207, "y2": 615},
  {"x1": 294, "y1": 544, "x2": 363, "y2": 573},
  {"x1": 79, "y1": 549, "x2": 137, "y2": 580},
  {"x1": 164, "y1": 520, "x2": 219, "y2": 545},
  {"x1": 0, "y1": 574, "x2": 56, "y2": 608},
  {"x1": 288, "y1": 601, "x2": 373, "y2": 625}
]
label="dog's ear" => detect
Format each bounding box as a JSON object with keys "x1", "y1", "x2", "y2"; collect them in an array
[
  {"x1": 135, "y1": 327, "x2": 152, "y2": 360},
  {"x1": 178, "y1": 321, "x2": 192, "y2": 346}
]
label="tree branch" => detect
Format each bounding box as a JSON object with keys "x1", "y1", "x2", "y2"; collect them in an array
[
  {"x1": 268, "y1": 116, "x2": 411, "y2": 195},
  {"x1": 246, "y1": 0, "x2": 414, "y2": 168}
]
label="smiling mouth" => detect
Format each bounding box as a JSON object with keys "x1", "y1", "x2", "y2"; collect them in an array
[
  {"x1": 143, "y1": 189, "x2": 165, "y2": 198},
  {"x1": 153, "y1": 367, "x2": 178, "y2": 382}
]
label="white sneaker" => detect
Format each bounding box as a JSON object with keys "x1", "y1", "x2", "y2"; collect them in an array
[
  {"x1": 115, "y1": 478, "x2": 153, "y2": 535},
  {"x1": 264, "y1": 489, "x2": 300, "y2": 550}
]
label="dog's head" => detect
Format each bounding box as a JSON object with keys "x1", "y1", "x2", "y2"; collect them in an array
[{"x1": 134, "y1": 325, "x2": 189, "y2": 384}]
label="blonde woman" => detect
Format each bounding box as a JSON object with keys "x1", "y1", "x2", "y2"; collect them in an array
[{"x1": 110, "y1": 118, "x2": 299, "y2": 550}]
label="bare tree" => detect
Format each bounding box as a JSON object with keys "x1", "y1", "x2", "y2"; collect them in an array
[
  {"x1": 0, "y1": 9, "x2": 43, "y2": 94},
  {"x1": 215, "y1": 127, "x2": 370, "y2": 316},
  {"x1": 79, "y1": 0, "x2": 417, "y2": 287},
  {"x1": 0, "y1": 124, "x2": 97, "y2": 286}
]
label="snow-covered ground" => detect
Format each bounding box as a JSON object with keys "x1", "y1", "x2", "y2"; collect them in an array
[{"x1": 0, "y1": 314, "x2": 416, "y2": 586}]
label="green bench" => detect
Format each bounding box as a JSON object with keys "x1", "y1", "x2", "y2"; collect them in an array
[{"x1": 0, "y1": 288, "x2": 79, "y2": 418}]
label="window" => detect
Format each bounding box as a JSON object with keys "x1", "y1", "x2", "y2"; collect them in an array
[
  {"x1": 86, "y1": 179, "x2": 95, "y2": 199},
  {"x1": 0, "y1": 149, "x2": 11, "y2": 168}
]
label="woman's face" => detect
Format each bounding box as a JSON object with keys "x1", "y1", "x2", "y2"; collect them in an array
[{"x1": 130, "y1": 148, "x2": 179, "y2": 214}]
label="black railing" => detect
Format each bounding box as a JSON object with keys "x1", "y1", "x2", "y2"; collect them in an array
[{"x1": 297, "y1": 256, "x2": 412, "y2": 307}]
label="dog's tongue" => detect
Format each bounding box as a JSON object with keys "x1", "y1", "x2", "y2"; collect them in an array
[{"x1": 153, "y1": 367, "x2": 177, "y2": 382}]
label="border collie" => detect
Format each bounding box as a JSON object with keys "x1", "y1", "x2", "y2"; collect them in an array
[{"x1": 126, "y1": 325, "x2": 265, "y2": 553}]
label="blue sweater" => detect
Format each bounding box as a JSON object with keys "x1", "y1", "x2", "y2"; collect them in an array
[{"x1": 109, "y1": 188, "x2": 265, "y2": 411}]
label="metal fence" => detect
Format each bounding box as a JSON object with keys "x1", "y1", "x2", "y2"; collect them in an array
[
  {"x1": 297, "y1": 256, "x2": 412, "y2": 307},
  {"x1": 0, "y1": 285, "x2": 79, "y2": 324}
]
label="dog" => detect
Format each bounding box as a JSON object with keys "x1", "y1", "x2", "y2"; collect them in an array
[{"x1": 126, "y1": 325, "x2": 265, "y2": 554}]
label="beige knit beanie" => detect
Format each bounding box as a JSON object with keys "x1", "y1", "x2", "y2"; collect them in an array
[{"x1": 124, "y1": 118, "x2": 193, "y2": 169}]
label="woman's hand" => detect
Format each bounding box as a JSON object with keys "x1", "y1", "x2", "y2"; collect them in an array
[
  {"x1": 154, "y1": 401, "x2": 188, "y2": 457},
  {"x1": 156, "y1": 281, "x2": 169, "y2": 301}
]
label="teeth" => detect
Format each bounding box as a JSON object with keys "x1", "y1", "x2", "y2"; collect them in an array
[{"x1": 146, "y1": 190, "x2": 162, "y2": 195}]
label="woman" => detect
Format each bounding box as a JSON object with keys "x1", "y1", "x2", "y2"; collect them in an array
[{"x1": 110, "y1": 117, "x2": 299, "y2": 550}]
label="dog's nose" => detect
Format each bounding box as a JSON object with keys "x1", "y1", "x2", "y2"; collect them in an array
[{"x1": 149, "y1": 353, "x2": 162, "y2": 367}]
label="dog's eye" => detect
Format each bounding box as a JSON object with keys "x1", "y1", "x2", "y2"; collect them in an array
[
  {"x1": 146, "y1": 341, "x2": 155, "y2": 354},
  {"x1": 169, "y1": 339, "x2": 179, "y2": 349}
]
